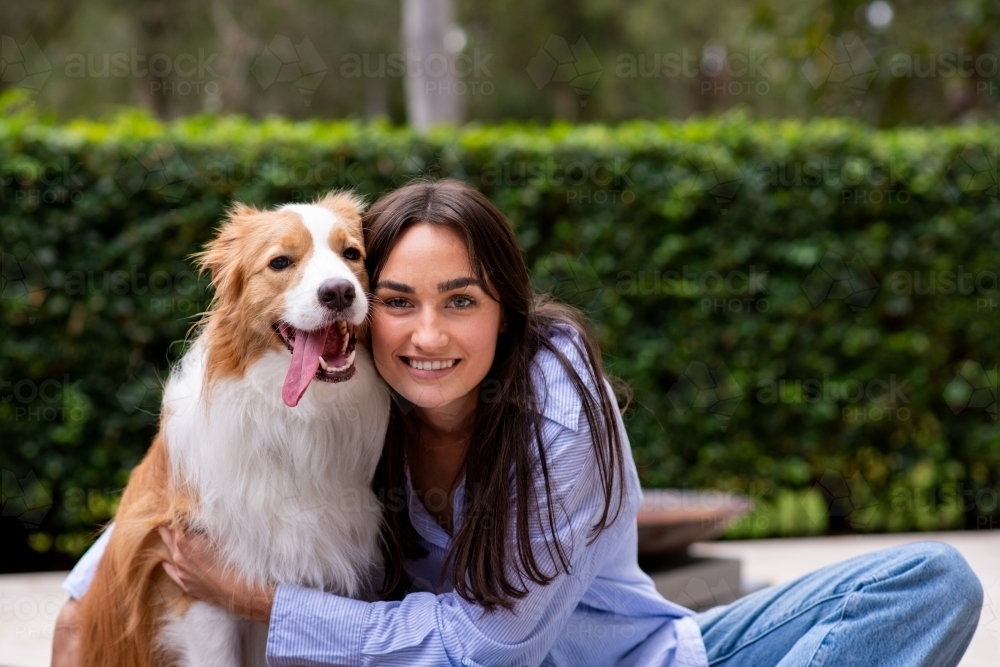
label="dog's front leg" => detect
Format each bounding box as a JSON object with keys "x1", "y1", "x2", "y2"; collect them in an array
[{"x1": 158, "y1": 600, "x2": 242, "y2": 667}]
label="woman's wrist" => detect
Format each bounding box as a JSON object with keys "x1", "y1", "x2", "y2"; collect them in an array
[{"x1": 229, "y1": 581, "x2": 277, "y2": 625}]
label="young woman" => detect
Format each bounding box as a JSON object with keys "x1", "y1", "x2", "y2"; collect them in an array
[{"x1": 55, "y1": 179, "x2": 982, "y2": 666}]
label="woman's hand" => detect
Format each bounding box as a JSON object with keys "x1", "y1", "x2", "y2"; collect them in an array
[{"x1": 157, "y1": 525, "x2": 276, "y2": 625}]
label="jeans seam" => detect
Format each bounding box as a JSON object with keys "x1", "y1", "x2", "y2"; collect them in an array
[
  {"x1": 707, "y1": 592, "x2": 848, "y2": 666},
  {"x1": 803, "y1": 591, "x2": 853, "y2": 667}
]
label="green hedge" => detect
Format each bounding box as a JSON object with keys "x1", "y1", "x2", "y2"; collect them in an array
[{"x1": 2, "y1": 96, "x2": 999, "y2": 562}]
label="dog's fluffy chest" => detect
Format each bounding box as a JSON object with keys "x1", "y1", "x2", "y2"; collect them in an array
[{"x1": 161, "y1": 338, "x2": 390, "y2": 596}]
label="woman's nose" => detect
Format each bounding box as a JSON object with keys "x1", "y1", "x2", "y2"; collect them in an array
[{"x1": 411, "y1": 308, "x2": 447, "y2": 349}]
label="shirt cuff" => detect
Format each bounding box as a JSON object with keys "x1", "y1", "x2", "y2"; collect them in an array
[
  {"x1": 266, "y1": 583, "x2": 372, "y2": 667},
  {"x1": 673, "y1": 615, "x2": 710, "y2": 667}
]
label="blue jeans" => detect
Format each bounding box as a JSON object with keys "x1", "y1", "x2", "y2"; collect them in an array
[{"x1": 690, "y1": 541, "x2": 983, "y2": 666}]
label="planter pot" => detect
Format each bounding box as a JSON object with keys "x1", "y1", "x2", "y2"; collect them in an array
[{"x1": 637, "y1": 489, "x2": 754, "y2": 559}]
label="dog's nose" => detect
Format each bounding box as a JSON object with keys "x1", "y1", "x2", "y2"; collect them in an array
[{"x1": 318, "y1": 279, "x2": 356, "y2": 311}]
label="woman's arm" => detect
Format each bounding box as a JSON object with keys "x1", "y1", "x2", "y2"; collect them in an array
[
  {"x1": 51, "y1": 598, "x2": 82, "y2": 667},
  {"x1": 156, "y1": 525, "x2": 276, "y2": 624}
]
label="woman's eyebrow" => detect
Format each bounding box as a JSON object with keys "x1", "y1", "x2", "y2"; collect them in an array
[
  {"x1": 437, "y1": 277, "x2": 485, "y2": 292},
  {"x1": 374, "y1": 280, "x2": 414, "y2": 293}
]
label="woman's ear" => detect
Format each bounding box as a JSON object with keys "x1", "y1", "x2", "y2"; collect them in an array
[{"x1": 499, "y1": 315, "x2": 508, "y2": 333}]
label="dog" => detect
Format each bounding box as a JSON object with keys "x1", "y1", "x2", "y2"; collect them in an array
[{"x1": 77, "y1": 193, "x2": 391, "y2": 667}]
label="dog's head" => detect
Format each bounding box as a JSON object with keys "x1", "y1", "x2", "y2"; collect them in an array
[{"x1": 196, "y1": 192, "x2": 370, "y2": 407}]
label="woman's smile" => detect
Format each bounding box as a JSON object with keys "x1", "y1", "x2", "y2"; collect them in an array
[{"x1": 402, "y1": 356, "x2": 462, "y2": 377}]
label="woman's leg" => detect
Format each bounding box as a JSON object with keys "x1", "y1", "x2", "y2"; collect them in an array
[{"x1": 690, "y1": 541, "x2": 983, "y2": 667}]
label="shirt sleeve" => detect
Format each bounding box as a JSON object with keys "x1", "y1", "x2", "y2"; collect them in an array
[
  {"x1": 267, "y1": 392, "x2": 636, "y2": 667},
  {"x1": 62, "y1": 522, "x2": 115, "y2": 600}
]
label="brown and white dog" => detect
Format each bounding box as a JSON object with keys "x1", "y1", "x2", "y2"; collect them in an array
[{"x1": 78, "y1": 193, "x2": 390, "y2": 666}]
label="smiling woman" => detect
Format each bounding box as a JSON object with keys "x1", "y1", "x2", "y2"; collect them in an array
[{"x1": 361, "y1": 181, "x2": 632, "y2": 605}]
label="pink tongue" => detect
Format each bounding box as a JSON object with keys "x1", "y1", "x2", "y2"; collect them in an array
[{"x1": 281, "y1": 325, "x2": 330, "y2": 408}]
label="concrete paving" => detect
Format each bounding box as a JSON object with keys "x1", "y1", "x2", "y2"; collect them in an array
[
  {"x1": 0, "y1": 572, "x2": 66, "y2": 667},
  {"x1": 2, "y1": 530, "x2": 996, "y2": 666}
]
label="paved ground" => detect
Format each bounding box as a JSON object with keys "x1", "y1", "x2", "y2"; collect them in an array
[
  {"x1": 0, "y1": 572, "x2": 66, "y2": 667},
  {"x1": 2, "y1": 530, "x2": 996, "y2": 666}
]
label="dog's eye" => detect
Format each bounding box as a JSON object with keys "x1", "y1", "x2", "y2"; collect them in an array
[
  {"x1": 343, "y1": 248, "x2": 361, "y2": 261},
  {"x1": 269, "y1": 256, "x2": 292, "y2": 270}
]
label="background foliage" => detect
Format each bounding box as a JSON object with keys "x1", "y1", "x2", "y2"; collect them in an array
[
  {"x1": 2, "y1": 98, "x2": 999, "y2": 568},
  {"x1": 2, "y1": 0, "x2": 1000, "y2": 126}
]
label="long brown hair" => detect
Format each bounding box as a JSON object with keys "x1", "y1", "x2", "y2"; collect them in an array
[{"x1": 365, "y1": 179, "x2": 628, "y2": 611}]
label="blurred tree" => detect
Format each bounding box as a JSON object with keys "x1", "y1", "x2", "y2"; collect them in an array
[{"x1": 402, "y1": 0, "x2": 464, "y2": 129}]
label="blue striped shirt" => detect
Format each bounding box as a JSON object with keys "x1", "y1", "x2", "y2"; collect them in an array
[{"x1": 64, "y1": 324, "x2": 707, "y2": 667}]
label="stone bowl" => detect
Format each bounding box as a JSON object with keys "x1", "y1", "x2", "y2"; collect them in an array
[{"x1": 636, "y1": 489, "x2": 754, "y2": 560}]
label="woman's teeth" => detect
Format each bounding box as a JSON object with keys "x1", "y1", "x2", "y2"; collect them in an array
[
  {"x1": 318, "y1": 349, "x2": 355, "y2": 373},
  {"x1": 408, "y1": 358, "x2": 456, "y2": 371}
]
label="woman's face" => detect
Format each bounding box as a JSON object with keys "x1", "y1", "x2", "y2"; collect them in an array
[{"x1": 371, "y1": 223, "x2": 504, "y2": 418}]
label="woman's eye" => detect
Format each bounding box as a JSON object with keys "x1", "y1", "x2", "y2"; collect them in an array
[
  {"x1": 269, "y1": 256, "x2": 292, "y2": 270},
  {"x1": 450, "y1": 295, "x2": 475, "y2": 309},
  {"x1": 384, "y1": 298, "x2": 410, "y2": 309},
  {"x1": 343, "y1": 248, "x2": 361, "y2": 261}
]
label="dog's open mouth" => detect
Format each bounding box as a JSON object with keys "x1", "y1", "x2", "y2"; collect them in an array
[{"x1": 275, "y1": 321, "x2": 357, "y2": 407}]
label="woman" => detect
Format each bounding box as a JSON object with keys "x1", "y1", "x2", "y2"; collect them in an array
[{"x1": 55, "y1": 179, "x2": 982, "y2": 666}]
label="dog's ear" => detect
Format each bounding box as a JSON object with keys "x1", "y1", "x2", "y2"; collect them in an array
[{"x1": 191, "y1": 203, "x2": 258, "y2": 297}]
